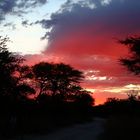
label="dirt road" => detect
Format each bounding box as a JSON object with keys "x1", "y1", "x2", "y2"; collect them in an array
[{"x1": 15, "y1": 118, "x2": 105, "y2": 140}]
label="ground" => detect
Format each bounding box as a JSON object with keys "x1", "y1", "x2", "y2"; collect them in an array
[{"x1": 13, "y1": 118, "x2": 105, "y2": 140}]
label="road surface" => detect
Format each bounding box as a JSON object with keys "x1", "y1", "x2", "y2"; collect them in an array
[{"x1": 14, "y1": 118, "x2": 105, "y2": 140}]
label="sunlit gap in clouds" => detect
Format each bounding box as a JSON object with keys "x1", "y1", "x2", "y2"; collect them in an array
[
  {"x1": 0, "y1": 0, "x2": 66, "y2": 55},
  {"x1": 7, "y1": 25, "x2": 47, "y2": 55}
]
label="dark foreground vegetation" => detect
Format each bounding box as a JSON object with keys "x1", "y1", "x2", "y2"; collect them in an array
[
  {"x1": 1, "y1": 35, "x2": 140, "y2": 140},
  {"x1": 97, "y1": 95, "x2": 140, "y2": 140},
  {"x1": 0, "y1": 36, "x2": 94, "y2": 139},
  {"x1": 98, "y1": 36, "x2": 140, "y2": 140},
  {"x1": 99, "y1": 115, "x2": 140, "y2": 140}
]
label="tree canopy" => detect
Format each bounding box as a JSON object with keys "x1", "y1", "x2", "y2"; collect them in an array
[
  {"x1": 32, "y1": 62, "x2": 94, "y2": 105},
  {"x1": 0, "y1": 36, "x2": 95, "y2": 138},
  {"x1": 0, "y1": 36, "x2": 94, "y2": 108},
  {"x1": 0, "y1": 36, "x2": 35, "y2": 103},
  {"x1": 119, "y1": 36, "x2": 140, "y2": 75}
]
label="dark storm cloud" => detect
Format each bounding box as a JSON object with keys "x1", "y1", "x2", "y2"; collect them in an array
[
  {"x1": 37, "y1": 0, "x2": 140, "y2": 42},
  {"x1": 24, "y1": 0, "x2": 140, "y2": 104},
  {"x1": 31, "y1": 0, "x2": 140, "y2": 89},
  {"x1": 0, "y1": 0, "x2": 47, "y2": 22}
]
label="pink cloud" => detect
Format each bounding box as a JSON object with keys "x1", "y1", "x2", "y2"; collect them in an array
[{"x1": 25, "y1": 0, "x2": 140, "y2": 104}]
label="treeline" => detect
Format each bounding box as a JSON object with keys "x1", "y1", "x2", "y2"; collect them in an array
[
  {"x1": 98, "y1": 95, "x2": 140, "y2": 140},
  {"x1": 0, "y1": 36, "x2": 94, "y2": 137},
  {"x1": 1, "y1": 35, "x2": 140, "y2": 138},
  {"x1": 94, "y1": 94, "x2": 140, "y2": 117},
  {"x1": 95, "y1": 36, "x2": 140, "y2": 117}
]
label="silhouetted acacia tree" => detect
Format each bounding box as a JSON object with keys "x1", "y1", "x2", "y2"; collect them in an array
[
  {"x1": 33, "y1": 62, "x2": 83, "y2": 96},
  {"x1": 32, "y1": 62, "x2": 94, "y2": 106},
  {"x1": 119, "y1": 36, "x2": 140, "y2": 75}
]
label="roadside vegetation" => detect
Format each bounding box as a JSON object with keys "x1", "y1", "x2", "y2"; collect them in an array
[
  {"x1": 0, "y1": 36, "x2": 94, "y2": 139},
  {"x1": 98, "y1": 36, "x2": 140, "y2": 140},
  {"x1": 1, "y1": 35, "x2": 140, "y2": 140}
]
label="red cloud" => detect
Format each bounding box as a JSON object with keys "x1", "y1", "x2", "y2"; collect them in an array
[{"x1": 25, "y1": 0, "x2": 140, "y2": 104}]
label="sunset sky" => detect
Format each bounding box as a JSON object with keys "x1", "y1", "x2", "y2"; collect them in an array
[{"x1": 1, "y1": 0, "x2": 140, "y2": 105}]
